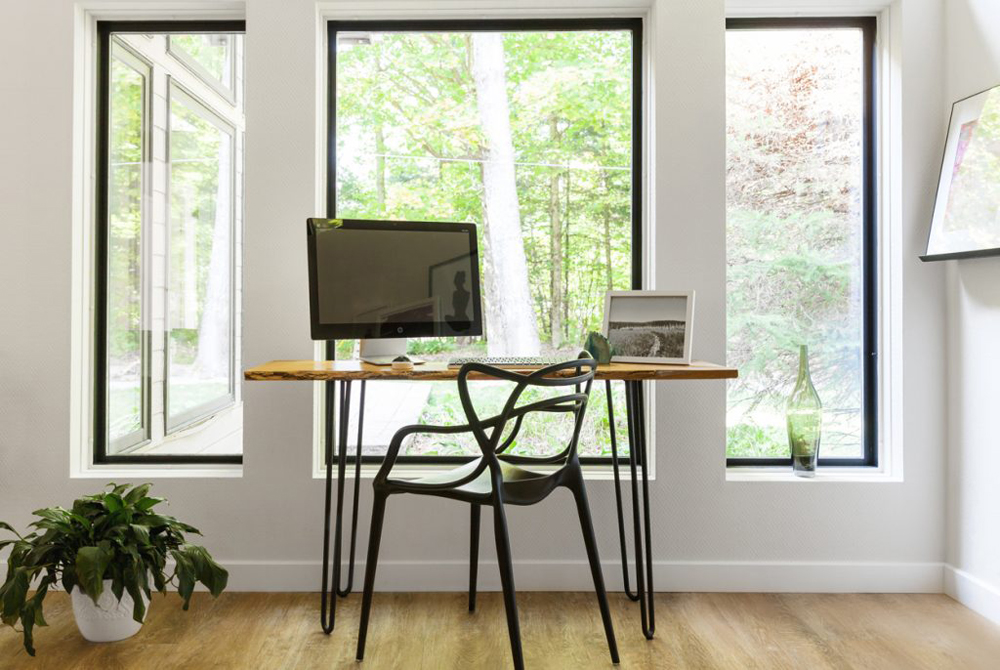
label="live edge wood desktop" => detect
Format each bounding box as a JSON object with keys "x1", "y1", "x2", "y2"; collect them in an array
[{"x1": 244, "y1": 360, "x2": 737, "y2": 640}]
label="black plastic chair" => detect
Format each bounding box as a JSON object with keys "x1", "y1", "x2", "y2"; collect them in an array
[{"x1": 355, "y1": 356, "x2": 619, "y2": 669}]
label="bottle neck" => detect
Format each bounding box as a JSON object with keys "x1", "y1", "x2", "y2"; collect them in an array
[{"x1": 797, "y1": 345, "x2": 811, "y2": 385}]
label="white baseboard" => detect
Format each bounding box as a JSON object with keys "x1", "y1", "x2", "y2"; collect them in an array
[
  {"x1": 0, "y1": 558, "x2": 946, "y2": 594},
  {"x1": 219, "y1": 559, "x2": 945, "y2": 593},
  {"x1": 944, "y1": 564, "x2": 1000, "y2": 626}
]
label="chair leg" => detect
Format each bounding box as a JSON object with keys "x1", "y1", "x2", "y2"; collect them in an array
[
  {"x1": 356, "y1": 492, "x2": 388, "y2": 662},
  {"x1": 469, "y1": 504, "x2": 481, "y2": 612},
  {"x1": 571, "y1": 477, "x2": 620, "y2": 664},
  {"x1": 492, "y1": 498, "x2": 524, "y2": 670}
]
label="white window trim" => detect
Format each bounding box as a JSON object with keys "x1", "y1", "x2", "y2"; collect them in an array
[
  {"x1": 71, "y1": 4, "x2": 246, "y2": 479},
  {"x1": 723, "y1": 1, "x2": 904, "y2": 483},
  {"x1": 310, "y1": 0, "x2": 656, "y2": 480}
]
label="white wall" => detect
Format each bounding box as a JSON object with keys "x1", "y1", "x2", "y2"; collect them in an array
[
  {"x1": 942, "y1": 0, "x2": 1000, "y2": 625},
  {"x1": 0, "y1": 0, "x2": 949, "y2": 594}
]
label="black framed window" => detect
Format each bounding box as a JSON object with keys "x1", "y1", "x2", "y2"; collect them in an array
[
  {"x1": 94, "y1": 21, "x2": 245, "y2": 464},
  {"x1": 326, "y1": 18, "x2": 643, "y2": 464},
  {"x1": 725, "y1": 17, "x2": 878, "y2": 467}
]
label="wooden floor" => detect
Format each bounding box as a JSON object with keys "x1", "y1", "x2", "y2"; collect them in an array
[{"x1": 3, "y1": 592, "x2": 1000, "y2": 669}]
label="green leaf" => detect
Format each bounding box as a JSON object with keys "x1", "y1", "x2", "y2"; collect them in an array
[
  {"x1": 61, "y1": 569, "x2": 77, "y2": 594},
  {"x1": 31, "y1": 508, "x2": 70, "y2": 524},
  {"x1": 21, "y1": 602, "x2": 36, "y2": 656},
  {"x1": 123, "y1": 565, "x2": 146, "y2": 624},
  {"x1": 136, "y1": 496, "x2": 165, "y2": 512},
  {"x1": 29, "y1": 578, "x2": 50, "y2": 627},
  {"x1": 0, "y1": 521, "x2": 22, "y2": 538},
  {"x1": 185, "y1": 545, "x2": 228, "y2": 597},
  {"x1": 104, "y1": 494, "x2": 124, "y2": 514},
  {"x1": 1, "y1": 568, "x2": 30, "y2": 627},
  {"x1": 171, "y1": 550, "x2": 196, "y2": 610},
  {"x1": 124, "y1": 483, "x2": 152, "y2": 506},
  {"x1": 135, "y1": 514, "x2": 172, "y2": 528},
  {"x1": 75, "y1": 546, "x2": 111, "y2": 603},
  {"x1": 130, "y1": 524, "x2": 151, "y2": 547}
]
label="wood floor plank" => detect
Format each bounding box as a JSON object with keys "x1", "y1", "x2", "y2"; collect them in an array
[{"x1": 2, "y1": 592, "x2": 999, "y2": 669}]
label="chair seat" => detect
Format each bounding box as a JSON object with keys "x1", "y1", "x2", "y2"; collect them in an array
[{"x1": 385, "y1": 457, "x2": 563, "y2": 505}]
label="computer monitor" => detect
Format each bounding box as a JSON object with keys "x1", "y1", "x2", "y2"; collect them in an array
[{"x1": 306, "y1": 218, "x2": 483, "y2": 342}]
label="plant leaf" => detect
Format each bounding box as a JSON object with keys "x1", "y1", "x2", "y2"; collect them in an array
[
  {"x1": 1, "y1": 567, "x2": 29, "y2": 623},
  {"x1": 129, "y1": 524, "x2": 151, "y2": 547},
  {"x1": 124, "y1": 484, "x2": 152, "y2": 506},
  {"x1": 104, "y1": 494, "x2": 124, "y2": 514},
  {"x1": 75, "y1": 546, "x2": 111, "y2": 603},
  {"x1": 0, "y1": 521, "x2": 23, "y2": 539},
  {"x1": 20, "y1": 602, "x2": 36, "y2": 656},
  {"x1": 134, "y1": 514, "x2": 172, "y2": 528},
  {"x1": 171, "y1": 550, "x2": 196, "y2": 610},
  {"x1": 136, "y1": 496, "x2": 166, "y2": 512},
  {"x1": 61, "y1": 569, "x2": 77, "y2": 594},
  {"x1": 186, "y1": 546, "x2": 229, "y2": 597},
  {"x1": 123, "y1": 565, "x2": 146, "y2": 624}
]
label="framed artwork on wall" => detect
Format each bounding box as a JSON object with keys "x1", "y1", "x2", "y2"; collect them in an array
[
  {"x1": 602, "y1": 291, "x2": 695, "y2": 365},
  {"x1": 922, "y1": 83, "x2": 1000, "y2": 261}
]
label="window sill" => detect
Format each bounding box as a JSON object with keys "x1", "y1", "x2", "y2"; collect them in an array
[
  {"x1": 74, "y1": 406, "x2": 244, "y2": 478},
  {"x1": 312, "y1": 462, "x2": 652, "y2": 481},
  {"x1": 726, "y1": 466, "x2": 900, "y2": 483},
  {"x1": 73, "y1": 463, "x2": 243, "y2": 479}
]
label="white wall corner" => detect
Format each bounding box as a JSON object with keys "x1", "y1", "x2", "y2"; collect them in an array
[{"x1": 944, "y1": 565, "x2": 1000, "y2": 626}]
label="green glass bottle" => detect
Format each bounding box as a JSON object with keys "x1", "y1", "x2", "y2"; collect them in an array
[{"x1": 787, "y1": 345, "x2": 822, "y2": 477}]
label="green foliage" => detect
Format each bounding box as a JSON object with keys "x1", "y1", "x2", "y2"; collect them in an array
[
  {"x1": 0, "y1": 483, "x2": 228, "y2": 656},
  {"x1": 332, "y1": 30, "x2": 636, "y2": 457},
  {"x1": 726, "y1": 30, "x2": 867, "y2": 458},
  {"x1": 410, "y1": 381, "x2": 629, "y2": 459},
  {"x1": 335, "y1": 30, "x2": 633, "y2": 350}
]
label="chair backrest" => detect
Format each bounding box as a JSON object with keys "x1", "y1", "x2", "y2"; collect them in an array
[{"x1": 457, "y1": 354, "x2": 597, "y2": 469}]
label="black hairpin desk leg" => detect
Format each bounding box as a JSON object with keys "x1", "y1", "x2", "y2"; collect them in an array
[
  {"x1": 321, "y1": 379, "x2": 354, "y2": 633},
  {"x1": 613, "y1": 380, "x2": 655, "y2": 640},
  {"x1": 606, "y1": 380, "x2": 639, "y2": 602},
  {"x1": 337, "y1": 380, "x2": 366, "y2": 597}
]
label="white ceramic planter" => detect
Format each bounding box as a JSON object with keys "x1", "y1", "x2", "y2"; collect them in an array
[{"x1": 70, "y1": 579, "x2": 149, "y2": 643}]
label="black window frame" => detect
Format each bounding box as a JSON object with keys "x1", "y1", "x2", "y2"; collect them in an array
[
  {"x1": 724, "y1": 17, "x2": 879, "y2": 468},
  {"x1": 94, "y1": 20, "x2": 246, "y2": 466},
  {"x1": 325, "y1": 17, "x2": 644, "y2": 466}
]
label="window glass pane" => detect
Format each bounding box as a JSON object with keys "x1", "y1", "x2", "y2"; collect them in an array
[
  {"x1": 167, "y1": 85, "x2": 234, "y2": 427},
  {"x1": 169, "y1": 34, "x2": 234, "y2": 91},
  {"x1": 107, "y1": 43, "x2": 146, "y2": 449},
  {"x1": 334, "y1": 29, "x2": 634, "y2": 458},
  {"x1": 725, "y1": 27, "x2": 866, "y2": 460}
]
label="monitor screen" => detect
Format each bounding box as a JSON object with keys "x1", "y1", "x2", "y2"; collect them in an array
[{"x1": 307, "y1": 218, "x2": 483, "y2": 340}]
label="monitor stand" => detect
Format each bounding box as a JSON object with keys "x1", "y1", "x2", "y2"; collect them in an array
[{"x1": 359, "y1": 338, "x2": 423, "y2": 366}]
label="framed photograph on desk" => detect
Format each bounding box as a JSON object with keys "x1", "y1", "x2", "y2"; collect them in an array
[{"x1": 603, "y1": 290, "x2": 695, "y2": 365}]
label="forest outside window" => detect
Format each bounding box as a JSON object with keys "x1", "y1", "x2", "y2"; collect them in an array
[
  {"x1": 327, "y1": 20, "x2": 641, "y2": 463},
  {"x1": 95, "y1": 22, "x2": 245, "y2": 464},
  {"x1": 725, "y1": 18, "x2": 877, "y2": 467}
]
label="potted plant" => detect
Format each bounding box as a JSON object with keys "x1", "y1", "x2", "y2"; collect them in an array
[{"x1": 0, "y1": 483, "x2": 228, "y2": 656}]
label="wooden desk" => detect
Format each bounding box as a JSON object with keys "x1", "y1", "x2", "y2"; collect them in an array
[
  {"x1": 245, "y1": 359, "x2": 736, "y2": 382},
  {"x1": 245, "y1": 359, "x2": 737, "y2": 640}
]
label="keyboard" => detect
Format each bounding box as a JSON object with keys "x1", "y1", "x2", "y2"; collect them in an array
[{"x1": 447, "y1": 356, "x2": 567, "y2": 368}]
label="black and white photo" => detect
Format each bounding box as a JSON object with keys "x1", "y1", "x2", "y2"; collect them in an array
[{"x1": 603, "y1": 291, "x2": 695, "y2": 364}]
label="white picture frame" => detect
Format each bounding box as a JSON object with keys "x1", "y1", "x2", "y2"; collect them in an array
[
  {"x1": 602, "y1": 291, "x2": 696, "y2": 365},
  {"x1": 922, "y1": 83, "x2": 1000, "y2": 261}
]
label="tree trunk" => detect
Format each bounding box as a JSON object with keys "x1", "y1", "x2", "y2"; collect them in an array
[
  {"x1": 602, "y1": 170, "x2": 614, "y2": 291},
  {"x1": 375, "y1": 124, "x2": 386, "y2": 214},
  {"x1": 548, "y1": 119, "x2": 563, "y2": 349},
  {"x1": 562, "y1": 165, "x2": 570, "y2": 342},
  {"x1": 470, "y1": 32, "x2": 540, "y2": 356},
  {"x1": 194, "y1": 134, "x2": 232, "y2": 379}
]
